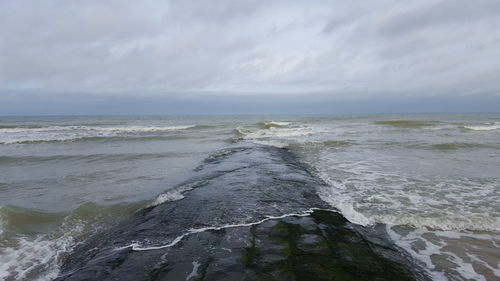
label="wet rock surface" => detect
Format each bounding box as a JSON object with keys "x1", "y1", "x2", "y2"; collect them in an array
[{"x1": 56, "y1": 145, "x2": 428, "y2": 281}]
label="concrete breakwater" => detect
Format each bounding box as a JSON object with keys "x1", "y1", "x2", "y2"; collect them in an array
[{"x1": 55, "y1": 145, "x2": 428, "y2": 281}]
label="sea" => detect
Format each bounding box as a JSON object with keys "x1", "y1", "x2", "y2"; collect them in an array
[{"x1": 0, "y1": 114, "x2": 498, "y2": 281}]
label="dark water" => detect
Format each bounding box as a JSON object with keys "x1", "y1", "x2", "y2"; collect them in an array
[{"x1": 0, "y1": 114, "x2": 499, "y2": 280}]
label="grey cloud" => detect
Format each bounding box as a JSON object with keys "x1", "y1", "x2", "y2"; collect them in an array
[
  {"x1": 0, "y1": 0, "x2": 499, "y2": 114},
  {"x1": 377, "y1": 0, "x2": 500, "y2": 37}
]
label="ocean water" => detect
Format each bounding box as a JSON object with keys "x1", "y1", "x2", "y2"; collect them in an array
[{"x1": 0, "y1": 114, "x2": 499, "y2": 281}]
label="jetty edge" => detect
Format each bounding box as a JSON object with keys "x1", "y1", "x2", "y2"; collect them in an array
[{"x1": 55, "y1": 145, "x2": 430, "y2": 281}]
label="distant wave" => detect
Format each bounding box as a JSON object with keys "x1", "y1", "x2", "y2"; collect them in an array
[
  {"x1": 322, "y1": 140, "x2": 354, "y2": 147},
  {"x1": 375, "y1": 120, "x2": 438, "y2": 128},
  {"x1": 429, "y1": 142, "x2": 499, "y2": 150},
  {"x1": 0, "y1": 152, "x2": 193, "y2": 165},
  {"x1": 0, "y1": 125, "x2": 195, "y2": 134},
  {"x1": 0, "y1": 125, "x2": 199, "y2": 144},
  {"x1": 230, "y1": 124, "x2": 313, "y2": 147},
  {"x1": 392, "y1": 142, "x2": 500, "y2": 151},
  {"x1": 462, "y1": 124, "x2": 500, "y2": 131},
  {"x1": 0, "y1": 135, "x2": 192, "y2": 145},
  {"x1": 255, "y1": 121, "x2": 291, "y2": 129}
]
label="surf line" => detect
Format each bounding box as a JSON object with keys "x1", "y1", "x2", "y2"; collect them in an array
[{"x1": 119, "y1": 207, "x2": 337, "y2": 252}]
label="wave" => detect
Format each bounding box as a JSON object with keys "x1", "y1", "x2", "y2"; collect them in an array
[
  {"x1": 462, "y1": 124, "x2": 500, "y2": 131},
  {"x1": 0, "y1": 125, "x2": 26, "y2": 129},
  {"x1": 0, "y1": 152, "x2": 194, "y2": 165},
  {"x1": 0, "y1": 201, "x2": 147, "y2": 280},
  {"x1": 322, "y1": 140, "x2": 354, "y2": 147},
  {"x1": 0, "y1": 206, "x2": 67, "y2": 236},
  {"x1": 0, "y1": 202, "x2": 146, "y2": 236},
  {"x1": 429, "y1": 142, "x2": 499, "y2": 150},
  {"x1": 255, "y1": 121, "x2": 291, "y2": 129},
  {"x1": 0, "y1": 125, "x2": 196, "y2": 134},
  {"x1": 375, "y1": 120, "x2": 439, "y2": 128},
  {"x1": 318, "y1": 189, "x2": 500, "y2": 232},
  {"x1": 229, "y1": 126, "x2": 253, "y2": 142},
  {"x1": 149, "y1": 181, "x2": 209, "y2": 207},
  {"x1": 380, "y1": 141, "x2": 498, "y2": 150},
  {"x1": 0, "y1": 135, "x2": 190, "y2": 144},
  {"x1": 187, "y1": 125, "x2": 217, "y2": 130},
  {"x1": 0, "y1": 126, "x2": 197, "y2": 144},
  {"x1": 230, "y1": 125, "x2": 313, "y2": 146},
  {"x1": 0, "y1": 222, "x2": 79, "y2": 281}
]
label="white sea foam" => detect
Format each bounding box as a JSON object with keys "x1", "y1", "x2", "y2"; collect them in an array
[
  {"x1": 0, "y1": 222, "x2": 83, "y2": 281},
  {"x1": 463, "y1": 124, "x2": 500, "y2": 131},
  {"x1": 311, "y1": 156, "x2": 500, "y2": 232},
  {"x1": 149, "y1": 181, "x2": 208, "y2": 207},
  {"x1": 83, "y1": 125, "x2": 196, "y2": 132},
  {"x1": 0, "y1": 125, "x2": 195, "y2": 134},
  {"x1": 0, "y1": 136, "x2": 90, "y2": 144},
  {"x1": 317, "y1": 187, "x2": 371, "y2": 226},
  {"x1": 263, "y1": 121, "x2": 292, "y2": 127},
  {"x1": 233, "y1": 124, "x2": 315, "y2": 148},
  {"x1": 387, "y1": 226, "x2": 500, "y2": 281},
  {"x1": 387, "y1": 226, "x2": 449, "y2": 281},
  {"x1": 124, "y1": 208, "x2": 335, "y2": 252},
  {"x1": 0, "y1": 125, "x2": 196, "y2": 144},
  {"x1": 318, "y1": 180, "x2": 500, "y2": 232}
]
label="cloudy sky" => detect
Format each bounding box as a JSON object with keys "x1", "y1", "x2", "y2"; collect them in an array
[{"x1": 1, "y1": 0, "x2": 500, "y2": 114}]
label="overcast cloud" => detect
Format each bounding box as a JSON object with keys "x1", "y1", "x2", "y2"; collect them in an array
[{"x1": 1, "y1": 0, "x2": 499, "y2": 114}]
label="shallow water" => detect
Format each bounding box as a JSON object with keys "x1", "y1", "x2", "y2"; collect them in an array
[{"x1": 0, "y1": 114, "x2": 499, "y2": 280}]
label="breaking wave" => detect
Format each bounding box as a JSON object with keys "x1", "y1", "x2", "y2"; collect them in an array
[
  {"x1": 0, "y1": 125, "x2": 199, "y2": 144},
  {"x1": 0, "y1": 202, "x2": 147, "y2": 281},
  {"x1": 462, "y1": 124, "x2": 500, "y2": 131},
  {"x1": 149, "y1": 181, "x2": 209, "y2": 207},
  {"x1": 255, "y1": 121, "x2": 292, "y2": 129}
]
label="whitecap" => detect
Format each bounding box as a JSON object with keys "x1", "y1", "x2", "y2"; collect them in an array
[
  {"x1": 0, "y1": 125, "x2": 196, "y2": 144},
  {"x1": 0, "y1": 222, "x2": 83, "y2": 281},
  {"x1": 149, "y1": 181, "x2": 209, "y2": 207},
  {"x1": 463, "y1": 124, "x2": 500, "y2": 131}
]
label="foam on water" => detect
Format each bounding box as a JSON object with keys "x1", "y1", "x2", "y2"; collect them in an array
[
  {"x1": 0, "y1": 202, "x2": 148, "y2": 281},
  {"x1": 462, "y1": 123, "x2": 500, "y2": 131},
  {"x1": 315, "y1": 168, "x2": 500, "y2": 232},
  {"x1": 255, "y1": 121, "x2": 292, "y2": 128},
  {"x1": 0, "y1": 213, "x2": 83, "y2": 281},
  {"x1": 231, "y1": 122, "x2": 315, "y2": 148},
  {"x1": 125, "y1": 208, "x2": 333, "y2": 252},
  {"x1": 0, "y1": 125, "x2": 196, "y2": 144},
  {"x1": 150, "y1": 181, "x2": 209, "y2": 207},
  {"x1": 0, "y1": 125, "x2": 195, "y2": 134},
  {"x1": 387, "y1": 226, "x2": 500, "y2": 281}
]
